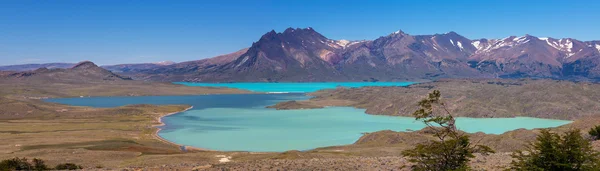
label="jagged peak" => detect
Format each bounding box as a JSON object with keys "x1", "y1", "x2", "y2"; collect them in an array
[
  {"x1": 71, "y1": 61, "x2": 98, "y2": 69},
  {"x1": 262, "y1": 27, "x2": 320, "y2": 39},
  {"x1": 259, "y1": 30, "x2": 278, "y2": 40},
  {"x1": 390, "y1": 29, "x2": 406, "y2": 35},
  {"x1": 444, "y1": 31, "x2": 460, "y2": 36},
  {"x1": 283, "y1": 27, "x2": 315, "y2": 33}
]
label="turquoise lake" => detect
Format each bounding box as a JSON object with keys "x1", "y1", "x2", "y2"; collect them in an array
[
  {"x1": 173, "y1": 82, "x2": 415, "y2": 93},
  {"x1": 46, "y1": 84, "x2": 573, "y2": 152}
]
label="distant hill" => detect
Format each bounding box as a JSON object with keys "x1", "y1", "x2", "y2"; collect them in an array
[
  {"x1": 0, "y1": 63, "x2": 75, "y2": 71},
  {"x1": 101, "y1": 61, "x2": 176, "y2": 73},
  {"x1": 122, "y1": 48, "x2": 249, "y2": 81},
  {"x1": 0, "y1": 61, "x2": 177, "y2": 73},
  {"x1": 0, "y1": 61, "x2": 132, "y2": 83}
]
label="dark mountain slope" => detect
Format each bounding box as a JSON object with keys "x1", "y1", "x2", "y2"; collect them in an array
[
  {"x1": 123, "y1": 48, "x2": 249, "y2": 81},
  {"x1": 195, "y1": 28, "x2": 347, "y2": 82},
  {"x1": 102, "y1": 61, "x2": 175, "y2": 73}
]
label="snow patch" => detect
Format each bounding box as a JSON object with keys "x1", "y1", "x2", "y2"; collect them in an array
[
  {"x1": 566, "y1": 41, "x2": 573, "y2": 52},
  {"x1": 596, "y1": 44, "x2": 600, "y2": 53},
  {"x1": 336, "y1": 39, "x2": 350, "y2": 47},
  {"x1": 329, "y1": 39, "x2": 363, "y2": 49},
  {"x1": 547, "y1": 39, "x2": 574, "y2": 52},
  {"x1": 457, "y1": 41, "x2": 463, "y2": 51},
  {"x1": 513, "y1": 36, "x2": 522, "y2": 41},
  {"x1": 236, "y1": 56, "x2": 249, "y2": 67},
  {"x1": 472, "y1": 41, "x2": 482, "y2": 50},
  {"x1": 450, "y1": 39, "x2": 455, "y2": 46},
  {"x1": 514, "y1": 36, "x2": 528, "y2": 44},
  {"x1": 153, "y1": 61, "x2": 175, "y2": 65}
]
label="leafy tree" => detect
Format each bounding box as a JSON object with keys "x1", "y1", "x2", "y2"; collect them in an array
[
  {"x1": 589, "y1": 125, "x2": 600, "y2": 141},
  {"x1": 510, "y1": 129, "x2": 599, "y2": 171},
  {"x1": 402, "y1": 90, "x2": 494, "y2": 171}
]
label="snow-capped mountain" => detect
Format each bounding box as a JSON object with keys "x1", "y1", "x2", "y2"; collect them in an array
[{"x1": 124, "y1": 28, "x2": 600, "y2": 82}]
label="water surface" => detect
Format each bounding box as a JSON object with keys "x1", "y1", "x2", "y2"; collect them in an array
[
  {"x1": 47, "y1": 93, "x2": 572, "y2": 152},
  {"x1": 173, "y1": 82, "x2": 415, "y2": 93}
]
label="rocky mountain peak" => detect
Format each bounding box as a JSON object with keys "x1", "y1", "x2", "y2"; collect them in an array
[
  {"x1": 283, "y1": 27, "x2": 315, "y2": 34},
  {"x1": 71, "y1": 61, "x2": 98, "y2": 69},
  {"x1": 390, "y1": 29, "x2": 406, "y2": 35}
]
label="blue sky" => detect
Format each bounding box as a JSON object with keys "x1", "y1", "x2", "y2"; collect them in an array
[{"x1": 1, "y1": 0, "x2": 599, "y2": 65}]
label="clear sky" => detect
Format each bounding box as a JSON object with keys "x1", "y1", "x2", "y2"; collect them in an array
[{"x1": 1, "y1": 0, "x2": 599, "y2": 65}]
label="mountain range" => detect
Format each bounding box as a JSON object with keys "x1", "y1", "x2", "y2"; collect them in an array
[
  {"x1": 0, "y1": 61, "x2": 132, "y2": 83},
  {"x1": 3, "y1": 28, "x2": 600, "y2": 82}
]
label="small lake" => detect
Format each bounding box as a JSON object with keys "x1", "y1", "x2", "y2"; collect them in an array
[{"x1": 47, "y1": 89, "x2": 572, "y2": 152}]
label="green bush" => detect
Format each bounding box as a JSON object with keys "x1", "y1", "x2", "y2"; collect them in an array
[
  {"x1": 589, "y1": 125, "x2": 600, "y2": 140},
  {"x1": 510, "y1": 129, "x2": 600, "y2": 170},
  {"x1": 32, "y1": 158, "x2": 48, "y2": 171},
  {"x1": 0, "y1": 158, "x2": 32, "y2": 171},
  {"x1": 1, "y1": 158, "x2": 82, "y2": 171},
  {"x1": 54, "y1": 163, "x2": 82, "y2": 170}
]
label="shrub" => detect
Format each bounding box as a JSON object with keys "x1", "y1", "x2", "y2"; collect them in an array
[
  {"x1": 54, "y1": 163, "x2": 82, "y2": 170},
  {"x1": 589, "y1": 125, "x2": 600, "y2": 140},
  {"x1": 0, "y1": 158, "x2": 82, "y2": 171},
  {"x1": 510, "y1": 129, "x2": 600, "y2": 170},
  {"x1": 402, "y1": 90, "x2": 494, "y2": 170},
  {"x1": 0, "y1": 158, "x2": 33, "y2": 170},
  {"x1": 33, "y1": 158, "x2": 49, "y2": 171}
]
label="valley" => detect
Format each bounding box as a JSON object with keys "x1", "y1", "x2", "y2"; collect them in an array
[
  {"x1": 2, "y1": 66, "x2": 599, "y2": 170},
  {"x1": 4, "y1": 1, "x2": 600, "y2": 170},
  {"x1": 1, "y1": 53, "x2": 600, "y2": 171}
]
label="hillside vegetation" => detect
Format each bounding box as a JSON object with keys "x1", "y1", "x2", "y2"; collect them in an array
[{"x1": 272, "y1": 79, "x2": 600, "y2": 120}]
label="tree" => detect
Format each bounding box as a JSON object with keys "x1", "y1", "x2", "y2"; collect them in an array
[
  {"x1": 510, "y1": 129, "x2": 599, "y2": 171},
  {"x1": 402, "y1": 90, "x2": 494, "y2": 171},
  {"x1": 589, "y1": 125, "x2": 600, "y2": 141}
]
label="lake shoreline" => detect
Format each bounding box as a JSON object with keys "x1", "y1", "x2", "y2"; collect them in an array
[{"x1": 153, "y1": 105, "x2": 215, "y2": 152}]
